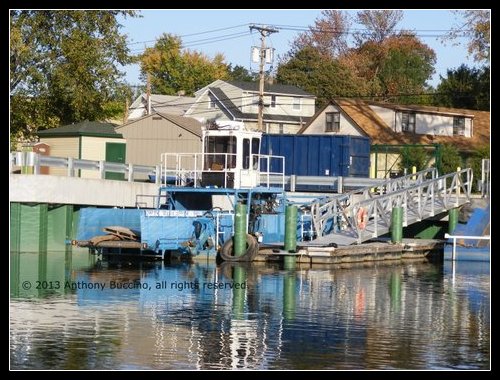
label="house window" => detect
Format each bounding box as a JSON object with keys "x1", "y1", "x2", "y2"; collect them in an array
[
  {"x1": 453, "y1": 117, "x2": 466, "y2": 136},
  {"x1": 270, "y1": 95, "x2": 276, "y2": 108},
  {"x1": 208, "y1": 95, "x2": 216, "y2": 109},
  {"x1": 292, "y1": 97, "x2": 301, "y2": 111},
  {"x1": 401, "y1": 112, "x2": 416, "y2": 133},
  {"x1": 325, "y1": 112, "x2": 340, "y2": 132}
]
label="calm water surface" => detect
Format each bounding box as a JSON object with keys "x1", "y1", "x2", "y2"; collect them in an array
[{"x1": 10, "y1": 249, "x2": 489, "y2": 370}]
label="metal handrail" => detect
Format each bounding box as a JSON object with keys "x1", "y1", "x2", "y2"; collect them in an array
[
  {"x1": 444, "y1": 233, "x2": 491, "y2": 260},
  {"x1": 312, "y1": 168, "x2": 472, "y2": 244},
  {"x1": 10, "y1": 152, "x2": 157, "y2": 182}
]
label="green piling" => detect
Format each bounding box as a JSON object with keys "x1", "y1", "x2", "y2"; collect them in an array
[
  {"x1": 38, "y1": 204, "x2": 48, "y2": 252},
  {"x1": 284, "y1": 205, "x2": 298, "y2": 268},
  {"x1": 234, "y1": 203, "x2": 247, "y2": 257},
  {"x1": 232, "y1": 266, "x2": 246, "y2": 318},
  {"x1": 448, "y1": 208, "x2": 459, "y2": 234},
  {"x1": 283, "y1": 272, "x2": 296, "y2": 321},
  {"x1": 389, "y1": 272, "x2": 401, "y2": 312},
  {"x1": 10, "y1": 203, "x2": 21, "y2": 252},
  {"x1": 391, "y1": 206, "x2": 403, "y2": 243}
]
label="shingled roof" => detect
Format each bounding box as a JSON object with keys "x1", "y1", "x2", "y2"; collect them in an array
[
  {"x1": 37, "y1": 120, "x2": 122, "y2": 138},
  {"x1": 300, "y1": 98, "x2": 490, "y2": 152}
]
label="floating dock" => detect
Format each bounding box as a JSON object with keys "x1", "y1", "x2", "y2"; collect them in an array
[{"x1": 255, "y1": 239, "x2": 443, "y2": 265}]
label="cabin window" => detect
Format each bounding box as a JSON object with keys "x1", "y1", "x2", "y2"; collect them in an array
[
  {"x1": 325, "y1": 112, "x2": 340, "y2": 132},
  {"x1": 204, "y1": 135, "x2": 236, "y2": 169},
  {"x1": 292, "y1": 97, "x2": 301, "y2": 111},
  {"x1": 401, "y1": 112, "x2": 416, "y2": 133},
  {"x1": 270, "y1": 95, "x2": 277, "y2": 108},
  {"x1": 243, "y1": 138, "x2": 250, "y2": 169},
  {"x1": 252, "y1": 138, "x2": 260, "y2": 169},
  {"x1": 453, "y1": 117, "x2": 466, "y2": 136}
]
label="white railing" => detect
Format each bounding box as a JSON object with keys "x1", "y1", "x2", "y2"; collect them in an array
[
  {"x1": 10, "y1": 152, "x2": 158, "y2": 183},
  {"x1": 159, "y1": 152, "x2": 286, "y2": 189},
  {"x1": 311, "y1": 167, "x2": 439, "y2": 240},
  {"x1": 444, "y1": 233, "x2": 491, "y2": 260},
  {"x1": 312, "y1": 168, "x2": 472, "y2": 244}
]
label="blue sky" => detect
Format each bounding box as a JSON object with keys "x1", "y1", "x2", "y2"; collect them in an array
[{"x1": 119, "y1": 10, "x2": 482, "y2": 88}]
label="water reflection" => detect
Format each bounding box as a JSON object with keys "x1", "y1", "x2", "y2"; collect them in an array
[{"x1": 10, "y1": 250, "x2": 489, "y2": 370}]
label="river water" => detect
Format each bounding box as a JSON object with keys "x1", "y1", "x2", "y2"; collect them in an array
[{"x1": 10, "y1": 249, "x2": 489, "y2": 370}]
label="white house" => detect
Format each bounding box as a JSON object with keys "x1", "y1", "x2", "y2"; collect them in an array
[{"x1": 185, "y1": 80, "x2": 316, "y2": 134}]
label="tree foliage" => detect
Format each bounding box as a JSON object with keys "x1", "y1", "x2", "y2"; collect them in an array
[
  {"x1": 227, "y1": 64, "x2": 257, "y2": 82},
  {"x1": 444, "y1": 10, "x2": 490, "y2": 63},
  {"x1": 399, "y1": 146, "x2": 429, "y2": 172},
  {"x1": 278, "y1": 10, "x2": 436, "y2": 103},
  {"x1": 139, "y1": 33, "x2": 229, "y2": 96},
  {"x1": 439, "y1": 144, "x2": 463, "y2": 175},
  {"x1": 434, "y1": 64, "x2": 489, "y2": 111},
  {"x1": 10, "y1": 10, "x2": 136, "y2": 142},
  {"x1": 354, "y1": 10, "x2": 403, "y2": 44},
  {"x1": 290, "y1": 10, "x2": 350, "y2": 58},
  {"x1": 276, "y1": 47, "x2": 371, "y2": 107}
]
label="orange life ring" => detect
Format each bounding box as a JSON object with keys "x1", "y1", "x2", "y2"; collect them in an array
[{"x1": 357, "y1": 207, "x2": 368, "y2": 230}]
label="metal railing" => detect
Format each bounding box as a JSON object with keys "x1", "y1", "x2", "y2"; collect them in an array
[
  {"x1": 310, "y1": 168, "x2": 438, "y2": 242},
  {"x1": 160, "y1": 152, "x2": 286, "y2": 189},
  {"x1": 311, "y1": 168, "x2": 472, "y2": 245},
  {"x1": 444, "y1": 233, "x2": 491, "y2": 260},
  {"x1": 10, "y1": 152, "x2": 158, "y2": 183}
]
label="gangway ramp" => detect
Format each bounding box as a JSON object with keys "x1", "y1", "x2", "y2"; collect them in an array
[{"x1": 307, "y1": 168, "x2": 472, "y2": 246}]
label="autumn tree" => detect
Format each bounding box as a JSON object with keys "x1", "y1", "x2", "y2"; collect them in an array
[
  {"x1": 10, "y1": 10, "x2": 136, "y2": 143},
  {"x1": 354, "y1": 10, "x2": 403, "y2": 44},
  {"x1": 276, "y1": 46, "x2": 371, "y2": 107},
  {"x1": 139, "y1": 33, "x2": 229, "y2": 96},
  {"x1": 444, "y1": 10, "x2": 490, "y2": 63},
  {"x1": 289, "y1": 10, "x2": 350, "y2": 58},
  {"x1": 434, "y1": 64, "x2": 489, "y2": 111},
  {"x1": 280, "y1": 10, "x2": 435, "y2": 103}
]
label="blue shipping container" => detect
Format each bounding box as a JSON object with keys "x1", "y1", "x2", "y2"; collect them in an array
[{"x1": 260, "y1": 134, "x2": 370, "y2": 178}]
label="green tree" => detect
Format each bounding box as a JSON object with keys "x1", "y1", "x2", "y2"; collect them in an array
[
  {"x1": 139, "y1": 33, "x2": 229, "y2": 96},
  {"x1": 399, "y1": 146, "x2": 429, "y2": 172},
  {"x1": 439, "y1": 144, "x2": 462, "y2": 175},
  {"x1": 434, "y1": 64, "x2": 489, "y2": 111},
  {"x1": 10, "y1": 10, "x2": 136, "y2": 143},
  {"x1": 227, "y1": 64, "x2": 257, "y2": 82},
  {"x1": 276, "y1": 46, "x2": 371, "y2": 107}
]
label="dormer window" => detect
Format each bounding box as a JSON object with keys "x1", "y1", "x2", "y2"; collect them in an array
[
  {"x1": 401, "y1": 111, "x2": 416, "y2": 133},
  {"x1": 453, "y1": 117, "x2": 466, "y2": 136}
]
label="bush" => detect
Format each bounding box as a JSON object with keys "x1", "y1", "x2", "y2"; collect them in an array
[
  {"x1": 399, "y1": 146, "x2": 428, "y2": 173},
  {"x1": 439, "y1": 144, "x2": 462, "y2": 175}
]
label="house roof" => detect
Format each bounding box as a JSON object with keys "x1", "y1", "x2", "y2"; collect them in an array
[
  {"x1": 299, "y1": 98, "x2": 490, "y2": 151},
  {"x1": 209, "y1": 87, "x2": 309, "y2": 124},
  {"x1": 227, "y1": 80, "x2": 316, "y2": 97},
  {"x1": 129, "y1": 93, "x2": 195, "y2": 116},
  {"x1": 37, "y1": 120, "x2": 122, "y2": 138},
  {"x1": 365, "y1": 101, "x2": 476, "y2": 118},
  {"x1": 118, "y1": 112, "x2": 202, "y2": 137}
]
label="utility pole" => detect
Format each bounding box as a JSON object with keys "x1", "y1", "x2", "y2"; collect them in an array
[
  {"x1": 146, "y1": 72, "x2": 151, "y2": 115},
  {"x1": 249, "y1": 24, "x2": 278, "y2": 132}
]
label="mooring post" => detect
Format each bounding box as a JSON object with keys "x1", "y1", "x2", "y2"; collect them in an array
[
  {"x1": 284, "y1": 205, "x2": 297, "y2": 268},
  {"x1": 412, "y1": 166, "x2": 417, "y2": 180},
  {"x1": 232, "y1": 265, "x2": 246, "y2": 318},
  {"x1": 283, "y1": 272, "x2": 296, "y2": 320},
  {"x1": 234, "y1": 203, "x2": 247, "y2": 257},
  {"x1": 391, "y1": 206, "x2": 403, "y2": 243},
  {"x1": 448, "y1": 208, "x2": 459, "y2": 234}
]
